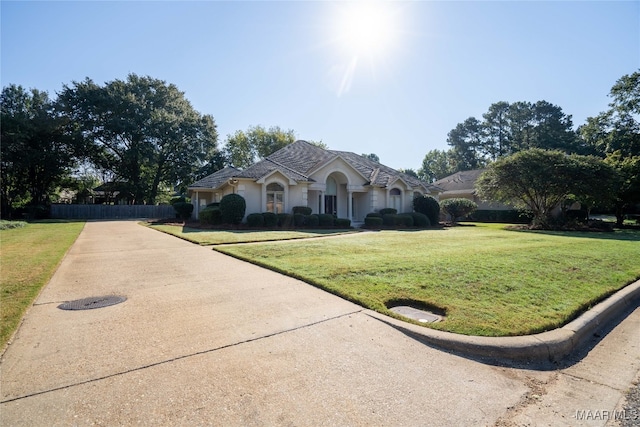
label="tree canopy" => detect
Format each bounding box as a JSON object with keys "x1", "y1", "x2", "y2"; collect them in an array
[
  {"x1": 57, "y1": 74, "x2": 220, "y2": 204},
  {"x1": 476, "y1": 149, "x2": 615, "y2": 228},
  {"x1": 579, "y1": 70, "x2": 640, "y2": 224},
  {"x1": 224, "y1": 125, "x2": 296, "y2": 169},
  {"x1": 444, "y1": 100, "x2": 581, "y2": 173},
  {"x1": 1, "y1": 85, "x2": 82, "y2": 217}
]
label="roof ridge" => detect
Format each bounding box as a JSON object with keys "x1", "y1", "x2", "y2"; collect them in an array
[{"x1": 264, "y1": 157, "x2": 311, "y2": 180}]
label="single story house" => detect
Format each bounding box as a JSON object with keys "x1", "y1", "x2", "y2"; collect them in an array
[
  {"x1": 432, "y1": 169, "x2": 513, "y2": 210},
  {"x1": 188, "y1": 140, "x2": 441, "y2": 222}
]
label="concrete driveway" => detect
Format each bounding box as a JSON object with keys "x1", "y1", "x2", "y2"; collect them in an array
[{"x1": 1, "y1": 221, "x2": 638, "y2": 426}]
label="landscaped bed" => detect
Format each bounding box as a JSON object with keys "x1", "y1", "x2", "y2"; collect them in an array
[
  {"x1": 146, "y1": 223, "x2": 359, "y2": 245},
  {"x1": 213, "y1": 223, "x2": 640, "y2": 337}
]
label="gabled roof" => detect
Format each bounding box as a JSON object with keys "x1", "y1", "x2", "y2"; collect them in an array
[
  {"x1": 432, "y1": 169, "x2": 486, "y2": 194},
  {"x1": 189, "y1": 140, "x2": 439, "y2": 192},
  {"x1": 189, "y1": 166, "x2": 241, "y2": 189}
]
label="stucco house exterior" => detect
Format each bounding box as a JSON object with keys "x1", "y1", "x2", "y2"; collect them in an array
[{"x1": 188, "y1": 140, "x2": 441, "y2": 222}]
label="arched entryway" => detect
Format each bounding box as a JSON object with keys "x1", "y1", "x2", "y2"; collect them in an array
[{"x1": 322, "y1": 172, "x2": 350, "y2": 218}]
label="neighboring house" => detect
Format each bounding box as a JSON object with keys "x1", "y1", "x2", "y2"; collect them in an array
[
  {"x1": 188, "y1": 140, "x2": 441, "y2": 221},
  {"x1": 432, "y1": 169, "x2": 513, "y2": 210}
]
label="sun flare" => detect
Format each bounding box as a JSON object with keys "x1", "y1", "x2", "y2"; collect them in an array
[{"x1": 333, "y1": 1, "x2": 399, "y2": 59}]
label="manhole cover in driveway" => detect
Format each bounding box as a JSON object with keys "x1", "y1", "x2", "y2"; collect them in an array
[
  {"x1": 58, "y1": 296, "x2": 126, "y2": 311},
  {"x1": 389, "y1": 306, "x2": 442, "y2": 323}
]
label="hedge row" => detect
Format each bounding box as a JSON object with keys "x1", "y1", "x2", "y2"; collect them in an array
[
  {"x1": 245, "y1": 213, "x2": 351, "y2": 229},
  {"x1": 364, "y1": 212, "x2": 431, "y2": 229}
]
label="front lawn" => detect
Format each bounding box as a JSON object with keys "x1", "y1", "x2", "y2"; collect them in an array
[
  {"x1": 147, "y1": 224, "x2": 358, "y2": 245},
  {"x1": 0, "y1": 220, "x2": 85, "y2": 349},
  {"x1": 214, "y1": 223, "x2": 640, "y2": 336}
]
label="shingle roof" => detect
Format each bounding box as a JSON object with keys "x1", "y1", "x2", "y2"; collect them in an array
[
  {"x1": 189, "y1": 166, "x2": 241, "y2": 189},
  {"x1": 189, "y1": 140, "x2": 438, "y2": 192},
  {"x1": 432, "y1": 169, "x2": 486, "y2": 194}
]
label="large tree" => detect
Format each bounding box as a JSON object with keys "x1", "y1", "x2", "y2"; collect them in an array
[
  {"x1": 418, "y1": 149, "x2": 456, "y2": 182},
  {"x1": 224, "y1": 125, "x2": 296, "y2": 169},
  {"x1": 447, "y1": 101, "x2": 579, "y2": 170},
  {"x1": 476, "y1": 149, "x2": 614, "y2": 228},
  {"x1": 447, "y1": 117, "x2": 486, "y2": 171},
  {"x1": 579, "y1": 70, "x2": 640, "y2": 224},
  {"x1": 1, "y1": 85, "x2": 81, "y2": 217},
  {"x1": 58, "y1": 74, "x2": 219, "y2": 204}
]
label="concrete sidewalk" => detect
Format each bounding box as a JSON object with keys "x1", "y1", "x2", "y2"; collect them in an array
[{"x1": 1, "y1": 220, "x2": 638, "y2": 426}]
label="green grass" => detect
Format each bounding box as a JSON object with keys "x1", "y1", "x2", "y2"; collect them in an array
[
  {"x1": 147, "y1": 224, "x2": 359, "y2": 245},
  {"x1": 0, "y1": 220, "x2": 85, "y2": 349},
  {"x1": 214, "y1": 223, "x2": 640, "y2": 337}
]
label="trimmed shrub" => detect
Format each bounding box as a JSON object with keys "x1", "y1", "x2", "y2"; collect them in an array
[
  {"x1": 413, "y1": 195, "x2": 440, "y2": 225},
  {"x1": 411, "y1": 212, "x2": 430, "y2": 228},
  {"x1": 293, "y1": 213, "x2": 306, "y2": 227},
  {"x1": 366, "y1": 212, "x2": 382, "y2": 218},
  {"x1": 383, "y1": 213, "x2": 397, "y2": 226},
  {"x1": 278, "y1": 213, "x2": 293, "y2": 228},
  {"x1": 292, "y1": 206, "x2": 312, "y2": 215},
  {"x1": 262, "y1": 212, "x2": 278, "y2": 227},
  {"x1": 364, "y1": 216, "x2": 383, "y2": 228},
  {"x1": 220, "y1": 193, "x2": 246, "y2": 224},
  {"x1": 246, "y1": 213, "x2": 264, "y2": 227},
  {"x1": 306, "y1": 214, "x2": 320, "y2": 227},
  {"x1": 379, "y1": 208, "x2": 397, "y2": 216},
  {"x1": 440, "y1": 198, "x2": 478, "y2": 224},
  {"x1": 397, "y1": 214, "x2": 414, "y2": 227},
  {"x1": 200, "y1": 207, "x2": 222, "y2": 225},
  {"x1": 335, "y1": 218, "x2": 351, "y2": 228},
  {"x1": 170, "y1": 196, "x2": 187, "y2": 205},
  {"x1": 173, "y1": 202, "x2": 194, "y2": 220},
  {"x1": 318, "y1": 213, "x2": 335, "y2": 226}
]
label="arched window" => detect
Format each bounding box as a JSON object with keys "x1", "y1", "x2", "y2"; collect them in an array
[
  {"x1": 390, "y1": 188, "x2": 402, "y2": 212},
  {"x1": 266, "y1": 183, "x2": 284, "y2": 213}
]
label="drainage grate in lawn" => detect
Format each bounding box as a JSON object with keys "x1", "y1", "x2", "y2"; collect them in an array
[
  {"x1": 389, "y1": 306, "x2": 442, "y2": 323},
  {"x1": 58, "y1": 296, "x2": 126, "y2": 311}
]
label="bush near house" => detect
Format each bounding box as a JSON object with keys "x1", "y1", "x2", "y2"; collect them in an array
[
  {"x1": 199, "y1": 206, "x2": 222, "y2": 225},
  {"x1": 306, "y1": 214, "x2": 320, "y2": 227},
  {"x1": 294, "y1": 213, "x2": 306, "y2": 227},
  {"x1": 246, "y1": 213, "x2": 265, "y2": 227},
  {"x1": 383, "y1": 213, "x2": 396, "y2": 226},
  {"x1": 262, "y1": 212, "x2": 278, "y2": 227},
  {"x1": 440, "y1": 198, "x2": 478, "y2": 225},
  {"x1": 173, "y1": 201, "x2": 194, "y2": 220},
  {"x1": 365, "y1": 212, "x2": 430, "y2": 229},
  {"x1": 335, "y1": 218, "x2": 351, "y2": 228},
  {"x1": 413, "y1": 195, "x2": 440, "y2": 225},
  {"x1": 278, "y1": 213, "x2": 294, "y2": 227},
  {"x1": 379, "y1": 208, "x2": 397, "y2": 215},
  {"x1": 397, "y1": 213, "x2": 414, "y2": 227},
  {"x1": 364, "y1": 216, "x2": 383, "y2": 228},
  {"x1": 292, "y1": 206, "x2": 312, "y2": 215},
  {"x1": 411, "y1": 212, "x2": 430, "y2": 227},
  {"x1": 318, "y1": 214, "x2": 335, "y2": 226},
  {"x1": 220, "y1": 194, "x2": 246, "y2": 224}
]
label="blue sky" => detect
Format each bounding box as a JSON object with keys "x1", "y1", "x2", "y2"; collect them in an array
[{"x1": 2, "y1": 1, "x2": 638, "y2": 170}]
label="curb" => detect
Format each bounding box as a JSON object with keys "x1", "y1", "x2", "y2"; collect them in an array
[{"x1": 365, "y1": 279, "x2": 640, "y2": 363}]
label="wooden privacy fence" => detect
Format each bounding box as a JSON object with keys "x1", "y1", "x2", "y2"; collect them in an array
[{"x1": 51, "y1": 204, "x2": 176, "y2": 219}]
